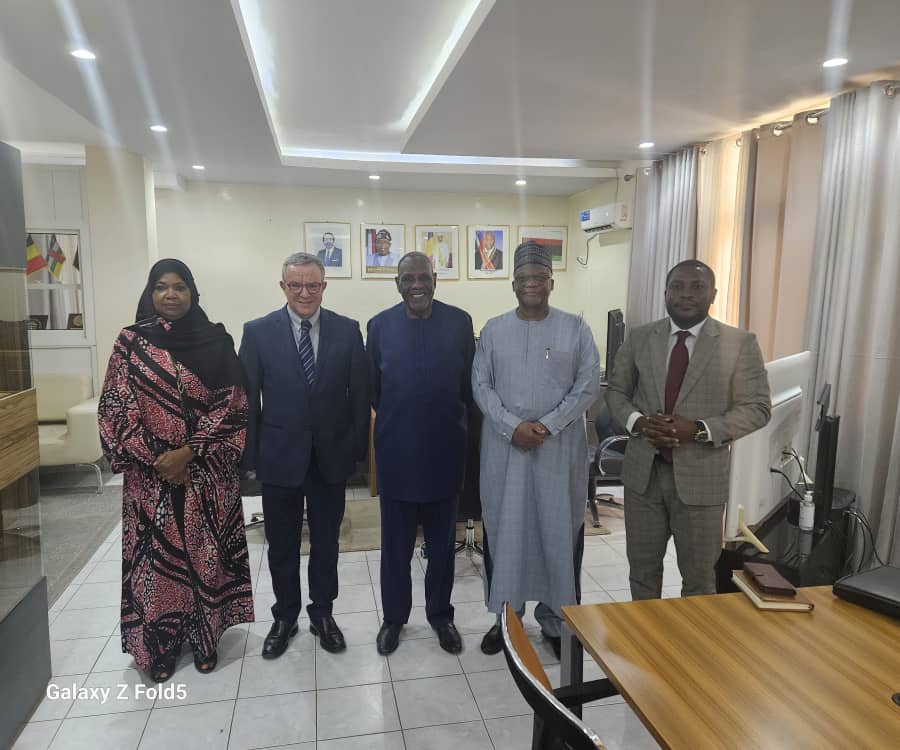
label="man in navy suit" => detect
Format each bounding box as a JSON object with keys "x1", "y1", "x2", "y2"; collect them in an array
[
  {"x1": 240, "y1": 252, "x2": 368, "y2": 658},
  {"x1": 316, "y1": 232, "x2": 343, "y2": 267}
]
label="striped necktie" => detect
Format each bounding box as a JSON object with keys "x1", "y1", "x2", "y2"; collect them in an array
[{"x1": 298, "y1": 319, "x2": 317, "y2": 386}]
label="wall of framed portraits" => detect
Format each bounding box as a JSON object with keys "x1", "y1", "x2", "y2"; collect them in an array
[{"x1": 154, "y1": 178, "x2": 631, "y2": 359}]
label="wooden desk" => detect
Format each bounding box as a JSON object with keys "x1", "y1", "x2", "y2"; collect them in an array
[{"x1": 561, "y1": 587, "x2": 900, "y2": 749}]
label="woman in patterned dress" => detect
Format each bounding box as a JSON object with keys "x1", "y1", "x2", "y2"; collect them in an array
[{"x1": 98, "y1": 259, "x2": 254, "y2": 682}]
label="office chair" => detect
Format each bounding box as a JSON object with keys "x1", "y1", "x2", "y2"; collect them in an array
[
  {"x1": 586, "y1": 398, "x2": 628, "y2": 528},
  {"x1": 501, "y1": 603, "x2": 617, "y2": 749}
]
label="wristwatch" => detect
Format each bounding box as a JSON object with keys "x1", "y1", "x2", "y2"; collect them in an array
[{"x1": 693, "y1": 421, "x2": 709, "y2": 443}]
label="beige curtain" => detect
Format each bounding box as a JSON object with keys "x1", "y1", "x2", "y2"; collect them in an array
[
  {"x1": 746, "y1": 115, "x2": 824, "y2": 359},
  {"x1": 627, "y1": 147, "x2": 699, "y2": 329},
  {"x1": 804, "y1": 83, "x2": 900, "y2": 563},
  {"x1": 696, "y1": 132, "x2": 754, "y2": 325}
]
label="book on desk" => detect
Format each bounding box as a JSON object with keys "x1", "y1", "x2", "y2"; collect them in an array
[{"x1": 732, "y1": 570, "x2": 815, "y2": 612}]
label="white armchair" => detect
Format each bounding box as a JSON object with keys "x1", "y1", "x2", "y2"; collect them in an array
[{"x1": 34, "y1": 373, "x2": 103, "y2": 493}]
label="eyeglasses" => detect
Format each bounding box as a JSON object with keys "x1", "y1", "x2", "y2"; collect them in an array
[
  {"x1": 284, "y1": 282, "x2": 324, "y2": 294},
  {"x1": 513, "y1": 274, "x2": 551, "y2": 287}
]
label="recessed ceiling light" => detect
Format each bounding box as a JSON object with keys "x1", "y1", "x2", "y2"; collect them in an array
[
  {"x1": 191, "y1": 164, "x2": 205, "y2": 171},
  {"x1": 70, "y1": 48, "x2": 96, "y2": 60},
  {"x1": 150, "y1": 124, "x2": 168, "y2": 133},
  {"x1": 773, "y1": 126, "x2": 784, "y2": 136},
  {"x1": 822, "y1": 57, "x2": 848, "y2": 68},
  {"x1": 515, "y1": 179, "x2": 527, "y2": 186},
  {"x1": 639, "y1": 141, "x2": 655, "y2": 149},
  {"x1": 368, "y1": 174, "x2": 380, "y2": 181}
]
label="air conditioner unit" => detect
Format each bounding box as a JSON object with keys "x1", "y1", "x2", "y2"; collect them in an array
[{"x1": 580, "y1": 203, "x2": 632, "y2": 233}]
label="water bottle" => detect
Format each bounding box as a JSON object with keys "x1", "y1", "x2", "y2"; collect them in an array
[{"x1": 799, "y1": 490, "x2": 815, "y2": 532}]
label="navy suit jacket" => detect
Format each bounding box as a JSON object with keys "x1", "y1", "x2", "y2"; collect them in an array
[
  {"x1": 317, "y1": 247, "x2": 343, "y2": 266},
  {"x1": 239, "y1": 306, "x2": 369, "y2": 487}
]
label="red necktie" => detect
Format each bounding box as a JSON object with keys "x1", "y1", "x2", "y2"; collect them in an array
[{"x1": 660, "y1": 330, "x2": 691, "y2": 461}]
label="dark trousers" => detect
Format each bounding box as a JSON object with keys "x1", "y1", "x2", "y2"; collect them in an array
[
  {"x1": 262, "y1": 453, "x2": 346, "y2": 623},
  {"x1": 379, "y1": 495, "x2": 458, "y2": 627},
  {"x1": 482, "y1": 523, "x2": 585, "y2": 632}
]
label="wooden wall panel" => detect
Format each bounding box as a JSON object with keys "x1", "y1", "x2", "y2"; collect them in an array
[{"x1": 0, "y1": 389, "x2": 39, "y2": 492}]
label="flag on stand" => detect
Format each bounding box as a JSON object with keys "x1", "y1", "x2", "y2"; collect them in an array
[
  {"x1": 47, "y1": 234, "x2": 66, "y2": 279},
  {"x1": 26, "y1": 234, "x2": 48, "y2": 275}
]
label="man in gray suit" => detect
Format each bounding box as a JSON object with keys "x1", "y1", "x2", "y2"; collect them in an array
[{"x1": 606, "y1": 260, "x2": 770, "y2": 599}]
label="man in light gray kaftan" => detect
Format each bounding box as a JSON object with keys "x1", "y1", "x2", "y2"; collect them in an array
[{"x1": 473, "y1": 241, "x2": 600, "y2": 656}]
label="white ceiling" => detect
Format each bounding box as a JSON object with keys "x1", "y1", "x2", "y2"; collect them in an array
[{"x1": 0, "y1": 0, "x2": 898, "y2": 195}]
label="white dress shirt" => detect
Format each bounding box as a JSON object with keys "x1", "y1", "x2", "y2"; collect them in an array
[
  {"x1": 287, "y1": 304, "x2": 321, "y2": 359},
  {"x1": 626, "y1": 318, "x2": 712, "y2": 440}
]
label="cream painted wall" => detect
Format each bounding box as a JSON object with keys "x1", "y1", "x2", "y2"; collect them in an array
[
  {"x1": 85, "y1": 147, "x2": 156, "y2": 375},
  {"x1": 154, "y1": 181, "x2": 631, "y2": 347}
]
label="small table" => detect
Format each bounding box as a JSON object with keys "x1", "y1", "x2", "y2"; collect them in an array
[{"x1": 561, "y1": 587, "x2": 900, "y2": 749}]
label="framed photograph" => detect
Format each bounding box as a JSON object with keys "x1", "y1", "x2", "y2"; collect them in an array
[
  {"x1": 304, "y1": 221, "x2": 352, "y2": 278},
  {"x1": 414, "y1": 225, "x2": 460, "y2": 280},
  {"x1": 28, "y1": 314, "x2": 48, "y2": 330},
  {"x1": 467, "y1": 225, "x2": 510, "y2": 279},
  {"x1": 66, "y1": 313, "x2": 84, "y2": 330},
  {"x1": 517, "y1": 225, "x2": 569, "y2": 271},
  {"x1": 361, "y1": 223, "x2": 406, "y2": 278}
]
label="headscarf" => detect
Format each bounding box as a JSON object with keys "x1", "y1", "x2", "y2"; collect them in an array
[
  {"x1": 513, "y1": 240, "x2": 552, "y2": 272},
  {"x1": 129, "y1": 259, "x2": 244, "y2": 390}
]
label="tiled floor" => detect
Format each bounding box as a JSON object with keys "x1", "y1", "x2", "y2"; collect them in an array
[{"x1": 14, "y1": 496, "x2": 679, "y2": 749}]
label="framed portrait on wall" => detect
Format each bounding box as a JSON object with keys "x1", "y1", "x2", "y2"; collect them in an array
[
  {"x1": 517, "y1": 225, "x2": 568, "y2": 271},
  {"x1": 414, "y1": 225, "x2": 460, "y2": 280},
  {"x1": 467, "y1": 225, "x2": 510, "y2": 279},
  {"x1": 304, "y1": 221, "x2": 352, "y2": 278},
  {"x1": 361, "y1": 223, "x2": 406, "y2": 278}
]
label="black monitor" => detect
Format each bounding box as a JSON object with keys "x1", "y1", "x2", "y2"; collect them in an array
[
  {"x1": 813, "y1": 382, "x2": 840, "y2": 533},
  {"x1": 605, "y1": 309, "x2": 625, "y2": 382}
]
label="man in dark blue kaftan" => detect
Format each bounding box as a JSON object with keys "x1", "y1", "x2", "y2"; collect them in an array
[{"x1": 367, "y1": 252, "x2": 475, "y2": 655}]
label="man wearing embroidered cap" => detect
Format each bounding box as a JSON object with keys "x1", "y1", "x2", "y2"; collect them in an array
[
  {"x1": 473, "y1": 241, "x2": 600, "y2": 657},
  {"x1": 366, "y1": 228, "x2": 401, "y2": 269}
]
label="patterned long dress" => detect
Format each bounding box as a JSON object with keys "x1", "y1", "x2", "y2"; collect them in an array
[{"x1": 98, "y1": 328, "x2": 254, "y2": 671}]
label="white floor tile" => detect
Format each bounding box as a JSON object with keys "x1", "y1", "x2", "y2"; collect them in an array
[
  {"x1": 83, "y1": 561, "x2": 123, "y2": 585},
  {"x1": 485, "y1": 715, "x2": 533, "y2": 750},
  {"x1": 50, "y1": 607, "x2": 119, "y2": 641},
  {"x1": 331, "y1": 583, "x2": 377, "y2": 615},
  {"x1": 449, "y1": 575, "x2": 486, "y2": 604},
  {"x1": 11, "y1": 720, "x2": 61, "y2": 750},
  {"x1": 154, "y1": 657, "x2": 243, "y2": 708},
  {"x1": 403, "y1": 720, "x2": 493, "y2": 750},
  {"x1": 137, "y1": 700, "x2": 234, "y2": 750},
  {"x1": 316, "y1": 644, "x2": 390, "y2": 690},
  {"x1": 583, "y1": 702, "x2": 662, "y2": 749},
  {"x1": 50, "y1": 638, "x2": 106, "y2": 676},
  {"x1": 466, "y1": 668, "x2": 532, "y2": 720},
  {"x1": 49, "y1": 711, "x2": 149, "y2": 750},
  {"x1": 457, "y1": 633, "x2": 506, "y2": 674},
  {"x1": 318, "y1": 733, "x2": 404, "y2": 750},
  {"x1": 447, "y1": 601, "x2": 495, "y2": 635},
  {"x1": 64, "y1": 582, "x2": 122, "y2": 610},
  {"x1": 92, "y1": 635, "x2": 138, "y2": 673},
  {"x1": 32, "y1": 675, "x2": 88, "y2": 722},
  {"x1": 393, "y1": 674, "x2": 480, "y2": 730},
  {"x1": 67, "y1": 668, "x2": 156, "y2": 717},
  {"x1": 316, "y1": 683, "x2": 400, "y2": 741},
  {"x1": 584, "y1": 564, "x2": 632, "y2": 591},
  {"x1": 238, "y1": 651, "x2": 315, "y2": 699},
  {"x1": 229, "y1": 692, "x2": 317, "y2": 750},
  {"x1": 387, "y1": 638, "x2": 462, "y2": 681},
  {"x1": 338, "y1": 562, "x2": 372, "y2": 586}
]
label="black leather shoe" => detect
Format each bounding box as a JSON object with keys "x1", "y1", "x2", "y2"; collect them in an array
[
  {"x1": 376, "y1": 621, "x2": 402, "y2": 655},
  {"x1": 435, "y1": 622, "x2": 463, "y2": 654},
  {"x1": 480, "y1": 623, "x2": 503, "y2": 655},
  {"x1": 310, "y1": 614, "x2": 346, "y2": 653},
  {"x1": 544, "y1": 634, "x2": 562, "y2": 660},
  {"x1": 262, "y1": 619, "x2": 299, "y2": 660}
]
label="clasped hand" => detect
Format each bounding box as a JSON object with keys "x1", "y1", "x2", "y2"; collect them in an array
[
  {"x1": 512, "y1": 421, "x2": 549, "y2": 451},
  {"x1": 154, "y1": 445, "x2": 194, "y2": 485},
  {"x1": 635, "y1": 413, "x2": 696, "y2": 449}
]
